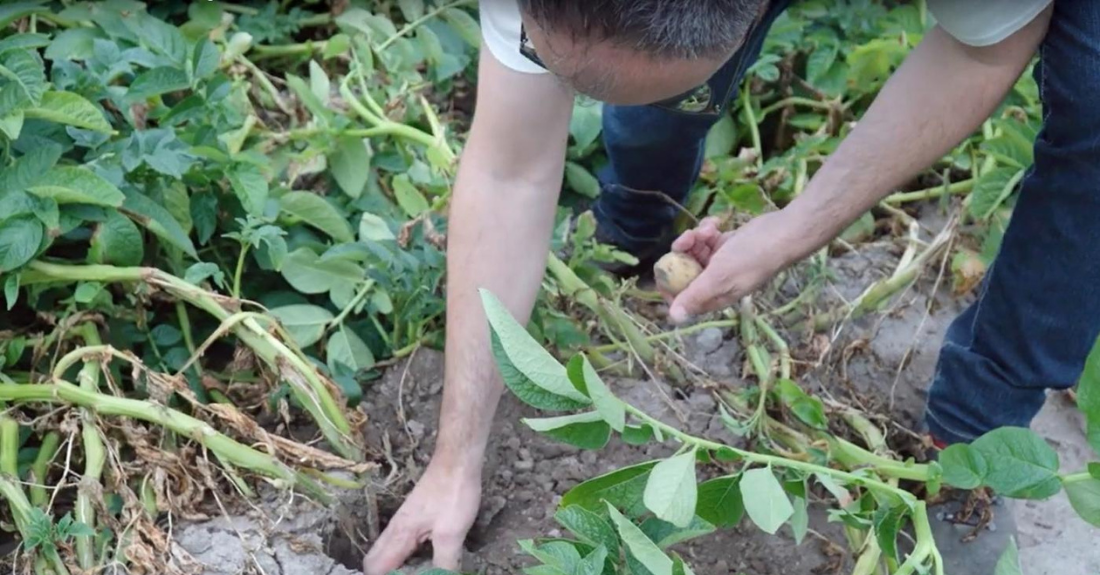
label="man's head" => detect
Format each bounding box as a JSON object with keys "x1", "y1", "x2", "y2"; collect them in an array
[{"x1": 517, "y1": 0, "x2": 767, "y2": 106}]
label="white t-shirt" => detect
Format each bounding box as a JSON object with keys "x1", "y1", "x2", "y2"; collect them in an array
[{"x1": 478, "y1": 0, "x2": 1053, "y2": 74}]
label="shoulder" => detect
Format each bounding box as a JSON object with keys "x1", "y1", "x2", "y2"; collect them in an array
[
  {"x1": 479, "y1": 0, "x2": 547, "y2": 74},
  {"x1": 928, "y1": 0, "x2": 1053, "y2": 46}
]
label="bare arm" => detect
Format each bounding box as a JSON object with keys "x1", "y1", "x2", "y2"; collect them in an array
[
  {"x1": 365, "y1": 47, "x2": 574, "y2": 573},
  {"x1": 435, "y1": 49, "x2": 574, "y2": 469},
  {"x1": 670, "y1": 9, "x2": 1053, "y2": 322}
]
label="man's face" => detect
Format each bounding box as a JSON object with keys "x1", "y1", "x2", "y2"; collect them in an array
[{"x1": 521, "y1": 14, "x2": 737, "y2": 106}]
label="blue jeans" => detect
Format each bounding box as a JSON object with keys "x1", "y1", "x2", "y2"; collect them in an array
[
  {"x1": 596, "y1": 0, "x2": 1100, "y2": 444},
  {"x1": 927, "y1": 0, "x2": 1100, "y2": 444},
  {"x1": 593, "y1": 0, "x2": 792, "y2": 256}
]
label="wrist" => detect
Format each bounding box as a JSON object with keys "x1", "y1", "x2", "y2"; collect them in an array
[{"x1": 430, "y1": 436, "x2": 486, "y2": 479}]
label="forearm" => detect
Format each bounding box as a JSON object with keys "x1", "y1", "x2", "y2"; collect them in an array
[
  {"x1": 779, "y1": 17, "x2": 1050, "y2": 261},
  {"x1": 433, "y1": 139, "x2": 568, "y2": 471}
]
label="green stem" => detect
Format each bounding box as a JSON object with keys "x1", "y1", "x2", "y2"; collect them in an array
[
  {"x1": 176, "y1": 302, "x2": 201, "y2": 376},
  {"x1": 760, "y1": 96, "x2": 840, "y2": 119},
  {"x1": 755, "y1": 317, "x2": 791, "y2": 381},
  {"x1": 25, "y1": 261, "x2": 362, "y2": 462},
  {"x1": 29, "y1": 431, "x2": 61, "y2": 508},
  {"x1": 881, "y1": 179, "x2": 974, "y2": 205},
  {"x1": 74, "y1": 323, "x2": 104, "y2": 570},
  {"x1": 742, "y1": 90, "x2": 764, "y2": 169},
  {"x1": 328, "y1": 280, "x2": 374, "y2": 330},
  {"x1": 625, "y1": 403, "x2": 918, "y2": 506},
  {"x1": 1062, "y1": 472, "x2": 1095, "y2": 485},
  {"x1": 251, "y1": 40, "x2": 328, "y2": 60},
  {"x1": 0, "y1": 475, "x2": 70, "y2": 575},
  {"x1": 339, "y1": 80, "x2": 440, "y2": 151},
  {"x1": 232, "y1": 243, "x2": 250, "y2": 299},
  {"x1": 0, "y1": 381, "x2": 332, "y2": 504},
  {"x1": 376, "y1": 0, "x2": 476, "y2": 52},
  {"x1": 1, "y1": 416, "x2": 18, "y2": 477},
  {"x1": 588, "y1": 319, "x2": 739, "y2": 354}
]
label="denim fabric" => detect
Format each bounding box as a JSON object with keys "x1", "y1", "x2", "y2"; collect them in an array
[
  {"x1": 592, "y1": 0, "x2": 793, "y2": 256},
  {"x1": 926, "y1": 0, "x2": 1100, "y2": 444}
]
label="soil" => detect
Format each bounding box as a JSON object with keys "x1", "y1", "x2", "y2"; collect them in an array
[{"x1": 172, "y1": 212, "x2": 1098, "y2": 574}]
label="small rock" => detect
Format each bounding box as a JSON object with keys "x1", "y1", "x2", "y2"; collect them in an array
[
  {"x1": 514, "y1": 459, "x2": 534, "y2": 471},
  {"x1": 580, "y1": 451, "x2": 598, "y2": 466},
  {"x1": 406, "y1": 419, "x2": 425, "y2": 439},
  {"x1": 518, "y1": 447, "x2": 532, "y2": 460},
  {"x1": 694, "y1": 327, "x2": 725, "y2": 354},
  {"x1": 504, "y1": 437, "x2": 521, "y2": 451},
  {"x1": 715, "y1": 560, "x2": 729, "y2": 573}
]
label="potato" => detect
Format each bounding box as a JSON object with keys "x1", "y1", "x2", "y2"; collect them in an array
[{"x1": 653, "y1": 252, "x2": 702, "y2": 296}]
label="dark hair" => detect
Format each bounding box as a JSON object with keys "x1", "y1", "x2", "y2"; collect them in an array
[{"x1": 517, "y1": 0, "x2": 765, "y2": 59}]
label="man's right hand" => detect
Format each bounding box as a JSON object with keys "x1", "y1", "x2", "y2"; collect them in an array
[{"x1": 362, "y1": 461, "x2": 481, "y2": 574}]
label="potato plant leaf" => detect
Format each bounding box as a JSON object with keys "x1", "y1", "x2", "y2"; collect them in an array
[
  {"x1": 639, "y1": 515, "x2": 715, "y2": 549},
  {"x1": 695, "y1": 475, "x2": 744, "y2": 528},
  {"x1": 643, "y1": 450, "x2": 698, "y2": 528},
  {"x1": 1079, "y1": 334, "x2": 1100, "y2": 434},
  {"x1": 120, "y1": 191, "x2": 197, "y2": 258},
  {"x1": 0, "y1": 216, "x2": 43, "y2": 272},
  {"x1": 270, "y1": 304, "x2": 335, "y2": 348},
  {"x1": 27, "y1": 167, "x2": 124, "y2": 207},
  {"x1": 580, "y1": 355, "x2": 625, "y2": 431},
  {"x1": 554, "y1": 505, "x2": 620, "y2": 557},
  {"x1": 994, "y1": 539, "x2": 1023, "y2": 575},
  {"x1": 873, "y1": 504, "x2": 908, "y2": 561},
  {"x1": 326, "y1": 324, "x2": 374, "y2": 373},
  {"x1": 561, "y1": 460, "x2": 658, "y2": 517},
  {"x1": 939, "y1": 443, "x2": 988, "y2": 490},
  {"x1": 607, "y1": 503, "x2": 673, "y2": 575},
  {"x1": 740, "y1": 467, "x2": 794, "y2": 535},
  {"x1": 1064, "y1": 476, "x2": 1100, "y2": 528},
  {"x1": 279, "y1": 191, "x2": 354, "y2": 243},
  {"x1": 522, "y1": 412, "x2": 611, "y2": 450},
  {"x1": 88, "y1": 211, "x2": 144, "y2": 267},
  {"x1": 24, "y1": 91, "x2": 112, "y2": 133},
  {"x1": 280, "y1": 248, "x2": 363, "y2": 295},
  {"x1": 480, "y1": 289, "x2": 590, "y2": 406},
  {"x1": 970, "y1": 427, "x2": 1061, "y2": 499}
]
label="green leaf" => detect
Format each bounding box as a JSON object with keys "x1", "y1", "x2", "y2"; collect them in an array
[
  {"x1": 0, "y1": 34, "x2": 49, "y2": 57},
  {"x1": 4, "y1": 273, "x2": 19, "y2": 310},
  {"x1": 271, "y1": 304, "x2": 334, "y2": 348},
  {"x1": 0, "y1": 216, "x2": 42, "y2": 272},
  {"x1": 1064, "y1": 476, "x2": 1100, "y2": 527},
  {"x1": 622, "y1": 424, "x2": 655, "y2": 446},
  {"x1": 397, "y1": 0, "x2": 425, "y2": 21},
  {"x1": 120, "y1": 191, "x2": 197, "y2": 258},
  {"x1": 328, "y1": 137, "x2": 370, "y2": 198},
  {"x1": 561, "y1": 460, "x2": 658, "y2": 517},
  {"x1": 790, "y1": 496, "x2": 809, "y2": 545},
  {"x1": 0, "y1": 3, "x2": 48, "y2": 30},
  {"x1": 279, "y1": 191, "x2": 354, "y2": 243},
  {"x1": 969, "y1": 167, "x2": 1023, "y2": 221},
  {"x1": 704, "y1": 113, "x2": 738, "y2": 160},
  {"x1": 88, "y1": 211, "x2": 144, "y2": 267},
  {"x1": 1079, "y1": 334, "x2": 1100, "y2": 431},
  {"x1": 327, "y1": 325, "x2": 374, "y2": 372},
  {"x1": 24, "y1": 91, "x2": 112, "y2": 133},
  {"x1": 358, "y1": 212, "x2": 394, "y2": 242},
  {"x1": 480, "y1": 289, "x2": 590, "y2": 405},
  {"x1": 1090, "y1": 463, "x2": 1100, "y2": 480},
  {"x1": 638, "y1": 515, "x2": 716, "y2": 549},
  {"x1": 570, "y1": 100, "x2": 603, "y2": 150},
  {"x1": 554, "y1": 505, "x2": 619, "y2": 557},
  {"x1": 74, "y1": 281, "x2": 101, "y2": 303},
  {"x1": 183, "y1": 262, "x2": 225, "y2": 289},
  {"x1": 643, "y1": 450, "x2": 699, "y2": 528},
  {"x1": 994, "y1": 538, "x2": 1024, "y2": 575},
  {"x1": 740, "y1": 467, "x2": 794, "y2": 535},
  {"x1": 0, "y1": 143, "x2": 61, "y2": 192},
  {"x1": 0, "y1": 111, "x2": 22, "y2": 139},
  {"x1": 981, "y1": 121, "x2": 1035, "y2": 169},
  {"x1": 523, "y1": 412, "x2": 611, "y2": 450},
  {"x1": 607, "y1": 503, "x2": 672, "y2": 575},
  {"x1": 286, "y1": 73, "x2": 331, "y2": 122},
  {"x1": 440, "y1": 8, "x2": 481, "y2": 48},
  {"x1": 0, "y1": 50, "x2": 45, "y2": 108},
  {"x1": 392, "y1": 174, "x2": 430, "y2": 217},
  {"x1": 129, "y1": 66, "x2": 191, "y2": 100},
  {"x1": 227, "y1": 164, "x2": 269, "y2": 217},
  {"x1": 873, "y1": 504, "x2": 908, "y2": 561},
  {"x1": 309, "y1": 61, "x2": 331, "y2": 105},
  {"x1": 26, "y1": 167, "x2": 124, "y2": 207},
  {"x1": 695, "y1": 476, "x2": 744, "y2": 528},
  {"x1": 192, "y1": 39, "x2": 220, "y2": 80},
  {"x1": 1089, "y1": 421, "x2": 1100, "y2": 458},
  {"x1": 939, "y1": 443, "x2": 988, "y2": 490},
  {"x1": 580, "y1": 355, "x2": 624, "y2": 431},
  {"x1": 970, "y1": 427, "x2": 1061, "y2": 499},
  {"x1": 807, "y1": 39, "x2": 839, "y2": 83},
  {"x1": 44, "y1": 28, "x2": 101, "y2": 60},
  {"x1": 564, "y1": 162, "x2": 600, "y2": 199},
  {"x1": 490, "y1": 331, "x2": 588, "y2": 412},
  {"x1": 776, "y1": 379, "x2": 827, "y2": 430},
  {"x1": 281, "y1": 248, "x2": 364, "y2": 295}
]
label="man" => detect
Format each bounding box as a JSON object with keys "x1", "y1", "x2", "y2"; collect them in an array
[{"x1": 364, "y1": 0, "x2": 1085, "y2": 573}]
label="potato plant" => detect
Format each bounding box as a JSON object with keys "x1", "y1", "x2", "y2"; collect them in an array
[{"x1": 482, "y1": 288, "x2": 1100, "y2": 575}]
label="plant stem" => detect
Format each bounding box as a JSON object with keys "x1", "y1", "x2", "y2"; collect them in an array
[
  {"x1": 376, "y1": 0, "x2": 476, "y2": 52},
  {"x1": 0, "y1": 416, "x2": 18, "y2": 477},
  {"x1": 742, "y1": 90, "x2": 764, "y2": 170},
  {"x1": 760, "y1": 96, "x2": 839, "y2": 119},
  {"x1": 328, "y1": 280, "x2": 374, "y2": 331},
  {"x1": 756, "y1": 317, "x2": 791, "y2": 380},
  {"x1": 588, "y1": 319, "x2": 739, "y2": 354},
  {"x1": 232, "y1": 243, "x2": 250, "y2": 299},
  {"x1": 24, "y1": 261, "x2": 362, "y2": 461},
  {"x1": 881, "y1": 179, "x2": 974, "y2": 205},
  {"x1": 251, "y1": 40, "x2": 329, "y2": 60},
  {"x1": 0, "y1": 381, "x2": 332, "y2": 503},
  {"x1": 72, "y1": 323, "x2": 104, "y2": 570},
  {"x1": 29, "y1": 431, "x2": 61, "y2": 508}
]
